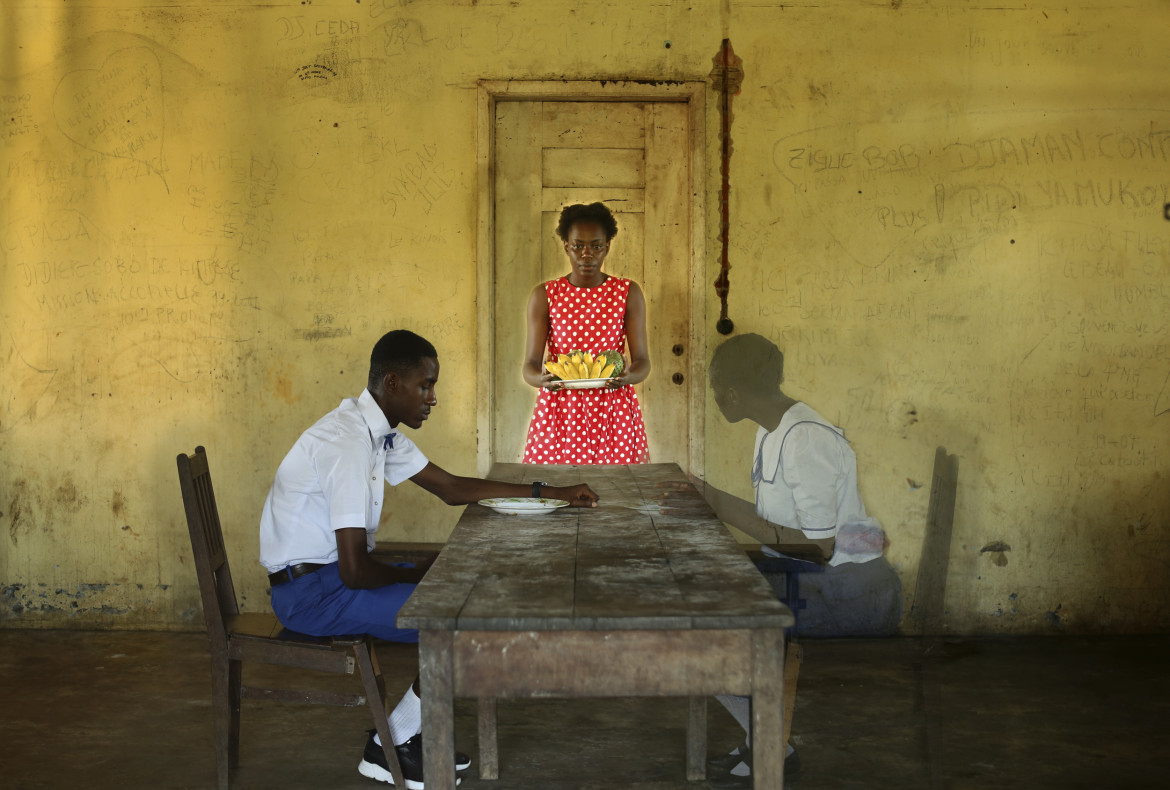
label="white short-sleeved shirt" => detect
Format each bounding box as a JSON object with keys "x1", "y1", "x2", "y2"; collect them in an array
[
  {"x1": 259, "y1": 389, "x2": 429, "y2": 573},
  {"x1": 753, "y1": 402, "x2": 881, "y2": 566}
]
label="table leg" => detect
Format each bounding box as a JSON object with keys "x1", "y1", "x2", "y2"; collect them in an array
[
  {"x1": 751, "y1": 629, "x2": 785, "y2": 790},
  {"x1": 782, "y1": 643, "x2": 802, "y2": 747},
  {"x1": 686, "y1": 695, "x2": 707, "y2": 780},
  {"x1": 477, "y1": 697, "x2": 499, "y2": 780},
  {"x1": 420, "y1": 631, "x2": 458, "y2": 790}
]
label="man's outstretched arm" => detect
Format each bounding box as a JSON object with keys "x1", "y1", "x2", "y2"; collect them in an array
[
  {"x1": 409, "y1": 462, "x2": 599, "y2": 507},
  {"x1": 689, "y1": 474, "x2": 834, "y2": 561}
]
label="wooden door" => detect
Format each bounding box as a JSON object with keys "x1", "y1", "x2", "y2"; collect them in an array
[{"x1": 492, "y1": 100, "x2": 693, "y2": 465}]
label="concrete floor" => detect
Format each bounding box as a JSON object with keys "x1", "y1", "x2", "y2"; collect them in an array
[{"x1": 1, "y1": 630, "x2": 1167, "y2": 790}]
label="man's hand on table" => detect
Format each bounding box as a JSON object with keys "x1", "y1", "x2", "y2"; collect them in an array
[{"x1": 549, "y1": 483, "x2": 599, "y2": 507}]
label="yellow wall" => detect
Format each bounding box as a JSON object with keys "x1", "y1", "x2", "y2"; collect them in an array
[{"x1": 2, "y1": 0, "x2": 1167, "y2": 634}]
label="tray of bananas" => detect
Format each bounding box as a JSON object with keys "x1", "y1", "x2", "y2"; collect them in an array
[{"x1": 544, "y1": 350, "x2": 624, "y2": 389}]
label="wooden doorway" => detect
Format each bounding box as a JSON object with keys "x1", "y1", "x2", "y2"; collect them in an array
[{"x1": 476, "y1": 81, "x2": 706, "y2": 474}]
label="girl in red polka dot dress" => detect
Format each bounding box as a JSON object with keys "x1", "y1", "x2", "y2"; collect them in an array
[{"x1": 521, "y1": 203, "x2": 650, "y2": 464}]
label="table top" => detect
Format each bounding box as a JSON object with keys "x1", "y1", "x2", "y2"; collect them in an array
[{"x1": 397, "y1": 463, "x2": 794, "y2": 632}]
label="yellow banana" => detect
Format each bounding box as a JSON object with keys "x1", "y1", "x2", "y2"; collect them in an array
[
  {"x1": 599, "y1": 363, "x2": 615, "y2": 378},
  {"x1": 544, "y1": 361, "x2": 564, "y2": 378},
  {"x1": 557, "y1": 354, "x2": 569, "y2": 364},
  {"x1": 583, "y1": 351, "x2": 594, "y2": 367},
  {"x1": 590, "y1": 358, "x2": 604, "y2": 378}
]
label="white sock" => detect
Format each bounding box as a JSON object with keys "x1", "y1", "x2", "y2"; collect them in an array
[
  {"x1": 715, "y1": 693, "x2": 752, "y2": 749},
  {"x1": 374, "y1": 686, "x2": 422, "y2": 747},
  {"x1": 715, "y1": 694, "x2": 796, "y2": 774}
]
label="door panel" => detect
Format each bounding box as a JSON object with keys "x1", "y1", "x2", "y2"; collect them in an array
[
  {"x1": 492, "y1": 102, "x2": 543, "y2": 461},
  {"x1": 541, "y1": 102, "x2": 647, "y2": 148},
  {"x1": 640, "y1": 103, "x2": 691, "y2": 460},
  {"x1": 542, "y1": 148, "x2": 646, "y2": 188},
  {"x1": 493, "y1": 100, "x2": 692, "y2": 466}
]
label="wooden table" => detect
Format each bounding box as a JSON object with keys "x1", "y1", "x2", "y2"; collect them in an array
[{"x1": 397, "y1": 463, "x2": 794, "y2": 789}]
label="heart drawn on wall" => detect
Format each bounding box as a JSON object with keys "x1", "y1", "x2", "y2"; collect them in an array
[{"x1": 53, "y1": 46, "x2": 168, "y2": 191}]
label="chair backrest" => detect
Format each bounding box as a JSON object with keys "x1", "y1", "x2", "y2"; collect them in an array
[{"x1": 177, "y1": 446, "x2": 240, "y2": 649}]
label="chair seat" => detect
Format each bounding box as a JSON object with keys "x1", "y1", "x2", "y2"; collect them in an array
[{"x1": 225, "y1": 612, "x2": 366, "y2": 647}]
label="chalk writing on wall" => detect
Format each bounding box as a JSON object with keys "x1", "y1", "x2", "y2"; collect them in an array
[
  {"x1": 52, "y1": 47, "x2": 168, "y2": 190},
  {"x1": 735, "y1": 108, "x2": 1170, "y2": 555},
  {"x1": 380, "y1": 142, "x2": 454, "y2": 216},
  {"x1": 185, "y1": 150, "x2": 280, "y2": 258},
  {"x1": 277, "y1": 17, "x2": 363, "y2": 44},
  {"x1": 3, "y1": 94, "x2": 39, "y2": 140}
]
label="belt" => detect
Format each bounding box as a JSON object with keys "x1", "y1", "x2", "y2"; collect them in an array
[{"x1": 268, "y1": 562, "x2": 325, "y2": 587}]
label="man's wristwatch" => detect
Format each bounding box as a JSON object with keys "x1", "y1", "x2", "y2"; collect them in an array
[{"x1": 532, "y1": 481, "x2": 547, "y2": 498}]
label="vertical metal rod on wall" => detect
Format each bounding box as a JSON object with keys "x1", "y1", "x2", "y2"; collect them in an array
[{"x1": 710, "y1": 39, "x2": 743, "y2": 335}]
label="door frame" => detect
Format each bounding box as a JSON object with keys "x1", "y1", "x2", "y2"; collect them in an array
[{"x1": 475, "y1": 79, "x2": 708, "y2": 477}]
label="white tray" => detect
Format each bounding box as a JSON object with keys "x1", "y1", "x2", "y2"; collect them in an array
[{"x1": 559, "y1": 378, "x2": 612, "y2": 390}]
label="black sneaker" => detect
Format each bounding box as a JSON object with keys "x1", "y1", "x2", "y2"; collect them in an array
[
  {"x1": 706, "y1": 745, "x2": 800, "y2": 788},
  {"x1": 357, "y1": 730, "x2": 469, "y2": 787},
  {"x1": 707, "y1": 742, "x2": 750, "y2": 773}
]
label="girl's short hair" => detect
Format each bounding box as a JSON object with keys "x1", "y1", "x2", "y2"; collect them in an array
[{"x1": 556, "y1": 202, "x2": 619, "y2": 241}]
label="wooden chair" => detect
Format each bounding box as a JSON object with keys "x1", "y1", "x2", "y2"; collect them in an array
[{"x1": 177, "y1": 445, "x2": 405, "y2": 790}]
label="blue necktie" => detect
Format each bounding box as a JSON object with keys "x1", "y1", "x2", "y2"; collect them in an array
[
  {"x1": 752, "y1": 440, "x2": 764, "y2": 510},
  {"x1": 751, "y1": 441, "x2": 764, "y2": 486}
]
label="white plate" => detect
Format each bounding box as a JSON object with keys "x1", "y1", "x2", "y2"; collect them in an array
[
  {"x1": 558, "y1": 378, "x2": 612, "y2": 390},
  {"x1": 478, "y1": 497, "x2": 571, "y2": 515}
]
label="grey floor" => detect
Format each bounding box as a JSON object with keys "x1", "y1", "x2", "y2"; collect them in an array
[{"x1": 2, "y1": 630, "x2": 1167, "y2": 789}]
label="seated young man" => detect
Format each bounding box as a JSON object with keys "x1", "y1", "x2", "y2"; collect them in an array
[
  {"x1": 259, "y1": 329, "x2": 598, "y2": 788},
  {"x1": 697, "y1": 333, "x2": 903, "y2": 786}
]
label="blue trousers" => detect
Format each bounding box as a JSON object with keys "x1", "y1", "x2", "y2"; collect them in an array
[
  {"x1": 755, "y1": 555, "x2": 903, "y2": 637},
  {"x1": 269, "y1": 561, "x2": 419, "y2": 643}
]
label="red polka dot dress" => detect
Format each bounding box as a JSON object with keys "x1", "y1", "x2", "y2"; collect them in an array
[{"x1": 522, "y1": 276, "x2": 650, "y2": 465}]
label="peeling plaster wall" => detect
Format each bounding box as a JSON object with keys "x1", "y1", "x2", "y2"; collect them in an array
[
  {"x1": 717, "y1": 2, "x2": 1170, "y2": 634},
  {"x1": 2, "y1": 0, "x2": 1168, "y2": 634}
]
